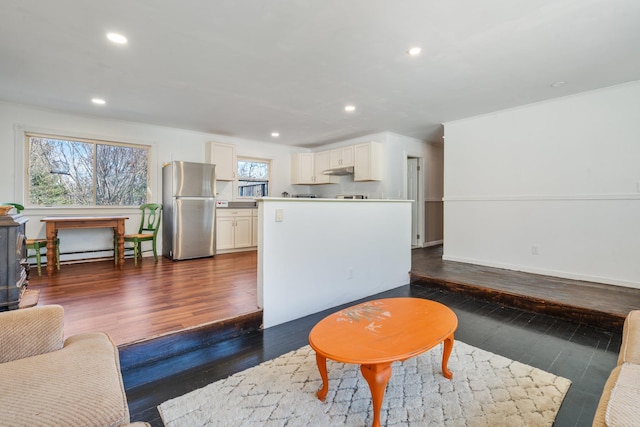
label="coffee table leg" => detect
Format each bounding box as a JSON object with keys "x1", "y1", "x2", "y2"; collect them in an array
[
  {"x1": 442, "y1": 334, "x2": 454, "y2": 379},
  {"x1": 315, "y1": 353, "x2": 329, "y2": 401},
  {"x1": 361, "y1": 362, "x2": 392, "y2": 427}
]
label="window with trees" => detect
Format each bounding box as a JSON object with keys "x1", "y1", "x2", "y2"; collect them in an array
[
  {"x1": 26, "y1": 133, "x2": 150, "y2": 206},
  {"x1": 237, "y1": 158, "x2": 270, "y2": 198}
]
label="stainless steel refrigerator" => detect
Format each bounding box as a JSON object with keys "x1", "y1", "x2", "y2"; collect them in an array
[{"x1": 162, "y1": 161, "x2": 216, "y2": 260}]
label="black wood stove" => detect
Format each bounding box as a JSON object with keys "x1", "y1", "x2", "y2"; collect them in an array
[{"x1": 0, "y1": 213, "x2": 29, "y2": 311}]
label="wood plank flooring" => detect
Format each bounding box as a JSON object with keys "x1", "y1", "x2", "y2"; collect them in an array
[
  {"x1": 411, "y1": 246, "x2": 640, "y2": 332},
  {"x1": 28, "y1": 245, "x2": 640, "y2": 347},
  {"x1": 28, "y1": 251, "x2": 259, "y2": 346},
  {"x1": 126, "y1": 285, "x2": 622, "y2": 427},
  {"x1": 24, "y1": 245, "x2": 636, "y2": 426}
]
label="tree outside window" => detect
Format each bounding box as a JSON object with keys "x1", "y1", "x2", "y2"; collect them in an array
[
  {"x1": 27, "y1": 134, "x2": 149, "y2": 206},
  {"x1": 237, "y1": 158, "x2": 269, "y2": 198}
]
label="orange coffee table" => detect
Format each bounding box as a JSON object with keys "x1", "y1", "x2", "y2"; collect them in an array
[{"x1": 308, "y1": 297, "x2": 458, "y2": 427}]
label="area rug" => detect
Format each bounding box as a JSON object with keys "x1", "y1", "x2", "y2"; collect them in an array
[{"x1": 158, "y1": 341, "x2": 571, "y2": 426}]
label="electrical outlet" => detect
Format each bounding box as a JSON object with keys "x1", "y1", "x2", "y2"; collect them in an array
[
  {"x1": 275, "y1": 209, "x2": 284, "y2": 222},
  {"x1": 347, "y1": 268, "x2": 353, "y2": 279},
  {"x1": 531, "y1": 246, "x2": 539, "y2": 255}
]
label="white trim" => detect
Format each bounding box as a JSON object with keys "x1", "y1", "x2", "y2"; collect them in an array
[
  {"x1": 444, "y1": 194, "x2": 640, "y2": 202},
  {"x1": 13, "y1": 124, "x2": 25, "y2": 203}
]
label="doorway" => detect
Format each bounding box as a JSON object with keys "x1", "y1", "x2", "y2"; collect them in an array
[{"x1": 407, "y1": 157, "x2": 423, "y2": 248}]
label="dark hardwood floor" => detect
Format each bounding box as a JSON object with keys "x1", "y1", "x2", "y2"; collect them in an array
[
  {"x1": 126, "y1": 285, "x2": 621, "y2": 427},
  {"x1": 411, "y1": 246, "x2": 640, "y2": 332},
  {"x1": 26, "y1": 246, "x2": 637, "y2": 426}
]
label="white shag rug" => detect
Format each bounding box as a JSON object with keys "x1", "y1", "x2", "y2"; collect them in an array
[{"x1": 158, "y1": 341, "x2": 571, "y2": 426}]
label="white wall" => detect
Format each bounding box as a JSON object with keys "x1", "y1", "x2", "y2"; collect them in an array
[
  {"x1": 258, "y1": 198, "x2": 412, "y2": 328},
  {"x1": 443, "y1": 81, "x2": 640, "y2": 288},
  {"x1": 0, "y1": 101, "x2": 300, "y2": 257}
]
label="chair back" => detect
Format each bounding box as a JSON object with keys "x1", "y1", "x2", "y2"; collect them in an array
[
  {"x1": 138, "y1": 203, "x2": 162, "y2": 237},
  {"x1": 0, "y1": 202, "x2": 25, "y2": 213}
]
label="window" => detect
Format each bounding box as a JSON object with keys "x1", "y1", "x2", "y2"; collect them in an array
[
  {"x1": 237, "y1": 158, "x2": 269, "y2": 198},
  {"x1": 26, "y1": 133, "x2": 150, "y2": 206}
]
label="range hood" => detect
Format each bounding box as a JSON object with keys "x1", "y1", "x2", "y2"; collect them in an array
[{"x1": 323, "y1": 166, "x2": 354, "y2": 176}]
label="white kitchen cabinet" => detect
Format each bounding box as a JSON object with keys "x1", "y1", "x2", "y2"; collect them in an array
[
  {"x1": 313, "y1": 150, "x2": 337, "y2": 184},
  {"x1": 291, "y1": 152, "x2": 338, "y2": 185},
  {"x1": 252, "y1": 209, "x2": 258, "y2": 246},
  {"x1": 207, "y1": 142, "x2": 236, "y2": 181},
  {"x1": 329, "y1": 146, "x2": 354, "y2": 168},
  {"x1": 291, "y1": 152, "x2": 315, "y2": 184},
  {"x1": 216, "y1": 209, "x2": 253, "y2": 252},
  {"x1": 234, "y1": 216, "x2": 252, "y2": 248},
  {"x1": 354, "y1": 142, "x2": 382, "y2": 181}
]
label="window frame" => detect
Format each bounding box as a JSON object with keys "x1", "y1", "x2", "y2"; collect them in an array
[
  {"x1": 236, "y1": 156, "x2": 271, "y2": 199},
  {"x1": 24, "y1": 131, "x2": 151, "y2": 208}
]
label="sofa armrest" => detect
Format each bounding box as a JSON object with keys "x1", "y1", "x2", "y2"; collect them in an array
[
  {"x1": 618, "y1": 310, "x2": 640, "y2": 365},
  {"x1": 0, "y1": 304, "x2": 64, "y2": 363},
  {"x1": 0, "y1": 331, "x2": 134, "y2": 426}
]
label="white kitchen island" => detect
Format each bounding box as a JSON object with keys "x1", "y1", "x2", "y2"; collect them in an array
[{"x1": 257, "y1": 197, "x2": 412, "y2": 328}]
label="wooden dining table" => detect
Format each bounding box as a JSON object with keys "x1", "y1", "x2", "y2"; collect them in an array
[{"x1": 40, "y1": 216, "x2": 129, "y2": 274}]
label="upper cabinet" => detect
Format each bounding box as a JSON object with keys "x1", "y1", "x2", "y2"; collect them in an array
[
  {"x1": 291, "y1": 152, "x2": 315, "y2": 184},
  {"x1": 207, "y1": 142, "x2": 236, "y2": 181},
  {"x1": 313, "y1": 151, "x2": 337, "y2": 184},
  {"x1": 329, "y1": 146, "x2": 354, "y2": 169},
  {"x1": 291, "y1": 152, "x2": 338, "y2": 185},
  {"x1": 354, "y1": 142, "x2": 382, "y2": 181}
]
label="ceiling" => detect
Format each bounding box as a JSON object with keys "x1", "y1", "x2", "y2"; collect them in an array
[{"x1": 1, "y1": 1, "x2": 639, "y2": 147}]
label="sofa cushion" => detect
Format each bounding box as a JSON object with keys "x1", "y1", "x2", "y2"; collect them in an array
[
  {"x1": 0, "y1": 332, "x2": 130, "y2": 427},
  {"x1": 605, "y1": 363, "x2": 640, "y2": 427},
  {"x1": 618, "y1": 310, "x2": 640, "y2": 365}
]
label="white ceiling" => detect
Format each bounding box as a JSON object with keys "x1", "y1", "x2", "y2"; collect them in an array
[{"x1": 1, "y1": 0, "x2": 639, "y2": 147}]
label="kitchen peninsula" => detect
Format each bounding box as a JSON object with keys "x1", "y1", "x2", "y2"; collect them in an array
[{"x1": 257, "y1": 197, "x2": 412, "y2": 328}]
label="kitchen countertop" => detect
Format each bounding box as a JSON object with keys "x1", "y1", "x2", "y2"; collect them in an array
[{"x1": 257, "y1": 197, "x2": 411, "y2": 203}]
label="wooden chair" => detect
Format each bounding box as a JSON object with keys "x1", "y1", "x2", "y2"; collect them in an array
[
  {"x1": 117, "y1": 203, "x2": 162, "y2": 265},
  {"x1": 1, "y1": 203, "x2": 60, "y2": 275}
]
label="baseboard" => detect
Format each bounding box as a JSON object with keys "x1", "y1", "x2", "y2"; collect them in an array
[{"x1": 441, "y1": 254, "x2": 640, "y2": 290}]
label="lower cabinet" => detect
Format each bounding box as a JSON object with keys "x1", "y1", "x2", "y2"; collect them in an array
[{"x1": 216, "y1": 209, "x2": 255, "y2": 252}]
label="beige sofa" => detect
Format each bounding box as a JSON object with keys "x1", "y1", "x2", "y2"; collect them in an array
[
  {"x1": 593, "y1": 310, "x2": 640, "y2": 426},
  {"x1": 0, "y1": 305, "x2": 148, "y2": 427}
]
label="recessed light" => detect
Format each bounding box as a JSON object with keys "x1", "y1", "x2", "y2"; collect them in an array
[
  {"x1": 271, "y1": 132, "x2": 280, "y2": 137},
  {"x1": 107, "y1": 32, "x2": 128, "y2": 44},
  {"x1": 407, "y1": 47, "x2": 422, "y2": 56},
  {"x1": 550, "y1": 81, "x2": 566, "y2": 88},
  {"x1": 91, "y1": 98, "x2": 106, "y2": 105},
  {"x1": 344, "y1": 105, "x2": 356, "y2": 112}
]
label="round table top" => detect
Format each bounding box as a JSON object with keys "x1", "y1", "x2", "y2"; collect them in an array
[{"x1": 308, "y1": 298, "x2": 458, "y2": 365}]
